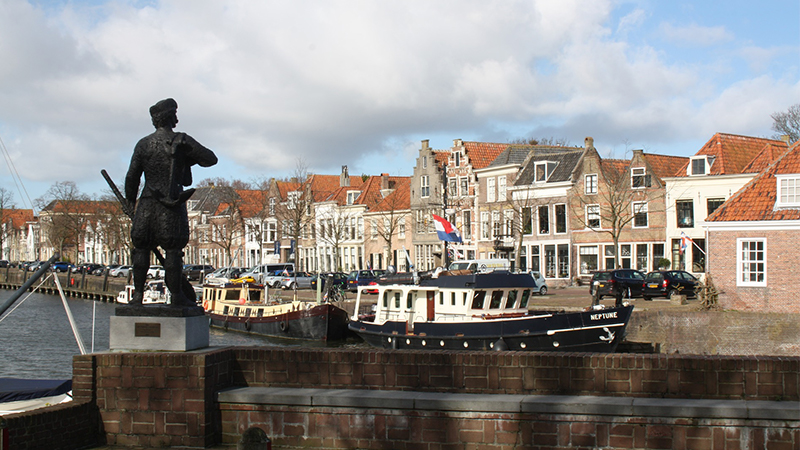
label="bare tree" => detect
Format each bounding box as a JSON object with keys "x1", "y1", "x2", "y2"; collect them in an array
[
  {"x1": 371, "y1": 182, "x2": 409, "y2": 268},
  {"x1": 35, "y1": 181, "x2": 92, "y2": 261},
  {"x1": 0, "y1": 187, "x2": 15, "y2": 259},
  {"x1": 96, "y1": 194, "x2": 131, "y2": 264},
  {"x1": 196, "y1": 177, "x2": 252, "y2": 190},
  {"x1": 771, "y1": 103, "x2": 800, "y2": 143},
  {"x1": 207, "y1": 190, "x2": 246, "y2": 265},
  {"x1": 276, "y1": 159, "x2": 315, "y2": 269},
  {"x1": 315, "y1": 207, "x2": 357, "y2": 272},
  {"x1": 509, "y1": 137, "x2": 573, "y2": 147}
]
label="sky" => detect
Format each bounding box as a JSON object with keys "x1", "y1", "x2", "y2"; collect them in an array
[{"x1": 0, "y1": 0, "x2": 798, "y2": 212}]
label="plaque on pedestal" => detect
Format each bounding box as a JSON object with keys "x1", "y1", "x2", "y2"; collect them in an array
[{"x1": 110, "y1": 305, "x2": 209, "y2": 352}]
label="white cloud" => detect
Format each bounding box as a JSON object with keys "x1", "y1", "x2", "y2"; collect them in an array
[{"x1": 658, "y1": 22, "x2": 734, "y2": 47}]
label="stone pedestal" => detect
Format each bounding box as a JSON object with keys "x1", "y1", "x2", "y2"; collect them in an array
[{"x1": 110, "y1": 305, "x2": 209, "y2": 351}]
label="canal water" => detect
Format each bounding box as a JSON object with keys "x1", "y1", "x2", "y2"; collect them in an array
[{"x1": 0, "y1": 291, "x2": 363, "y2": 380}]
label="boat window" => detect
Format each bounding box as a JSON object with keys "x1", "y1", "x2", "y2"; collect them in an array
[
  {"x1": 489, "y1": 290, "x2": 503, "y2": 309},
  {"x1": 257, "y1": 309, "x2": 263, "y2": 317},
  {"x1": 383, "y1": 291, "x2": 389, "y2": 308},
  {"x1": 394, "y1": 292, "x2": 401, "y2": 308},
  {"x1": 451, "y1": 292, "x2": 456, "y2": 306},
  {"x1": 439, "y1": 292, "x2": 444, "y2": 305},
  {"x1": 245, "y1": 308, "x2": 252, "y2": 317},
  {"x1": 223, "y1": 305, "x2": 229, "y2": 315},
  {"x1": 463, "y1": 292, "x2": 468, "y2": 306},
  {"x1": 217, "y1": 290, "x2": 223, "y2": 301},
  {"x1": 505, "y1": 290, "x2": 518, "y2": 309},
  {"x1": 471, "y1": 291, "x2": 486, "y2": 309},
  {"x1": 251, "y1": 291, "x2": 262, "y2": 302},
  {"x1": 406, "y1": 291, "x2": 414, "y2": 309},
  {"x1": 225, "y1": 289, "x2": 239, "y2": 301},
  {"x1": 519, "y1": 290, "x2": 531, "y2": 308},
  {"x1": 233, "y1": 307, "x2": 240, "y2": 316}
]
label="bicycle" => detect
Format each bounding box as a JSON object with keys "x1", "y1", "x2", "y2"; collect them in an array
[{"x1": 323, "y1": 283, "x2": 347, "y2": 303}]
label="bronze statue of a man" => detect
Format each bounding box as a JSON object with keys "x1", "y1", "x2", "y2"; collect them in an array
[{"x1": 125, "y1": 98, "x2": 217, "y2": 306}]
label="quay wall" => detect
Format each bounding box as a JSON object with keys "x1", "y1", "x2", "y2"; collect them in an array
[{"x1": 5, "y1": 347, "x2": 795, "y2": 449}]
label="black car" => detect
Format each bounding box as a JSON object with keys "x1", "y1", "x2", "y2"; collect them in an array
[
  {"x1": 346, "y1": 270, "x2": 385, "y2": 292},
  {"x1": 310, "y1": 272, "x2": 348, "y2": 291},
  {"x1": 642, "y1": 270, "x2": 698, "y2": 300},
  {"x1": 589, "y1": 269, "x2": 645, "y2": 304},
  {"x1": 72, "y1": 263, "x2": 103, "y2": 274},
  {"x1": 183, "y1": 264, "x2": 215, "y2": 281}
]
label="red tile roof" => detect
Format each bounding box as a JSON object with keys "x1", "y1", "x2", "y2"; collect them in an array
[
  {"x1": 462, "y1": 142, "x2": 509, "y2": 169},
  {"x1": 708, "y1": 141, "x2": 800, "y2": 222},
  {"x1": 1, "y1": 209, "x2": 34, "y2": 229},
  {"x1": 673, "y1": 133, "x2": 788, "y2": 177},
  {"x1": 644, "y1": 153, "x2": 690, "y2": 179},
  {"x1": 369, "y1": 177, "x2": 411, "y2": 212}
]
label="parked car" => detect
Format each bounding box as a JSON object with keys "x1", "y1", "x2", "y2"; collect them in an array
[
  {"x1": 72, "y1": 263, "x2": 103, "y2": 274},
  {"x1": 310, "y1": 272, "x2": 348, "y2": 291},
  {"x1": 642, "y1": 270, "x2": 698, "y2": 300},
  {"x1": 109, "y1": 265, "x2": 132, "y2": 278},
  {"x1": 94, "y1": 264, "x2": 120, "y2": 276},
  {"x1": 50, "y1": 261, "x2": 75, "y2": 272},
  {"x1": 529, "y1": 271, "x2": 548, "y2": 295},
  {"x1": 147, "y1": 265, "x2": 165, "y2": 279},
  {"x1": 280, "y1": 271, "x2": 315, "y2": 290},
  {"x1": 0, "y1": 260, "x2": 8, "y2": 268},
  {"x1": 182, "y1": 264, "x2": 214, "y2": 281},
  {"x1": 346, "y1": 270, "x2": 385, "y2": 292},
  {"x1": 204, "y1": 267, "x2": 246, "y2": 284},
  {"x1": 26, "y1": 261, "x2": 45, "y2": 272},
  {"x1": 589, "y1": 269, "x2": 645, "y2": 303},
  {"x1": 262, "y1": 270, "x2": 288, "y2": 288}
]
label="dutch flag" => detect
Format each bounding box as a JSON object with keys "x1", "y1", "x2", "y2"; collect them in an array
[{"x1": 432, "y1": 214, "x2": 463, "y2": 243}]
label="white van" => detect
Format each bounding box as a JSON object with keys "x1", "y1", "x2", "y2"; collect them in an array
[{"x1": 447, "y1": 259, "x2": 510, "y2": 274}]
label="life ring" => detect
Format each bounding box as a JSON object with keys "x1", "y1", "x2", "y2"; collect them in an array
[
  {"x1": 202, "y1": 300, "x2": 209, "y2": 310},
  {"x1": 279, "y1": 321, "x2": 288, "y2": 332},
  {"x1": 245, "y1": 320, "x2": 252, "y2": 331}
]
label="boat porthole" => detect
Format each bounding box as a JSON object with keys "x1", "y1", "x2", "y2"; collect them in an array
[
  {"x1": 421, "y1": 340, "x2": 426, "y2": 346},
  {"x1": 520, "y1": 342, "x2": 527, "y2": 349},
  {"x1": 406, "y1": 339, "x2": 411, "y2": 345},
  {"x1": 463, "y1": 341, "x2": 469, "y2": 348},
  {"x1": 552, "y1": 341, "x2": 559, "y2": 348},
  {"x1": 440, "y1": 340, "x2": 445, "y2": 347}
]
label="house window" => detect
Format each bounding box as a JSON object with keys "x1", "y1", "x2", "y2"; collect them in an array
[
  {"x1": 420, "y1": 176, "x2": 430, "y2": 198},
  {"x1": 707, "y1": 198, "x2": 725, "y2": 216},
  {"x1": 448, "y1": 178, "x2": 457, "y2": 197},
  {"x1": 777, "y1": 176, "x2": 800, "y2": 208},
  {"x1": 371, "y1": 220, "x2": 378, "y2": 238},
  {"x1": 498, "y1": 176, "x2": 507, "y2": 202},
  {"x1": 460, "y1": 177, "x2": 469, "y2": 196},
  {"x1": 677, "y1": 200, "x2": 694, "y2": 227},
  {"x1": 579, "y1": 246, "x2": 598, "y2": 274},
  {"x1": 454, "y1": 152, "x2": 461, "y2": 167},
  {"x1": 503, "y1": 210, "x2": 513, "y2": 236},
  {"x1": 487, "y1": 177, "x2": 496, "y2": 203},
  {"x1": 346, "y1": 191, "x2": 360, "y2": 205},
  {"x1": 636, "y1": 244, "x2": 648, "y2": 272},
  {"x1": 462, "y1": 211, "x2": 471, "y2": 239},
  {"x1": 585, "y1": 174, "x2": 598, "y2": 195},
  {"x1": 522, "y1": 207, "x2": 532, "y2": 235},
  {"x1": 633, "y1": 202, "x2": 648, "y2": 227},
  {"x1": 269, "y1": 198, "x2": 275, "y2": 216},
  {"x1": 535, "y1": 162, "x2": 557, "y2": 182},
  {"x1": 422, "y1": 156, "x2": 427, "y2": 169},
  {"x1": 492, "y1": 211, "x2": 501, "y2": 238},
  {"x1": 587, "y1": 205, "x2": 600, "y2": 228},
  {"x1": 691, "y1": 158, "x2": 706, "y2": 175},
  {"x1": 538, "y1": 205, "x2": 549, "y2": 234},
  {"x1": 287, "y1": 191, "x2": 300, "y2": 209},
  {"x1": 737, "y1": 238, "x2": 765, "y2": 286},
  {"x1": 481, "y1": 212, "x2": 490, "y2": 240},
  {"x1": 631, "y1": 167, "x2": 651, "y2": 188},
  {"x1": 399, "y1": 218, "x2": 405, "y2": 238},
  {"x1": 555, "y1": 204, "x2": 566, "y2": 234}
]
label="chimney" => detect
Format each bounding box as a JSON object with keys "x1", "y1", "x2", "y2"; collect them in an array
[
  {"x1": 421, "y1": 139, "x2": 429, "y2": 150},
  {"x1": 633, "y1": 149, "x2": 644, "y2": 158},
  {"x1": 781, "y1": 135, "x2": 791, "y2": 143},
  {"x1": 340, "y1": 165, "x2": 350, "y2": 187},
  {"x1": 381, "y1": 173, "x2": 389, "y2": 190},
  {"x1": 584, "y1": 137, "x2": 594, "y2": 150}
]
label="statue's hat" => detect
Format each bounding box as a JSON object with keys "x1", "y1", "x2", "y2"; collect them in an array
[{"x1": 149, "y1": 98, "x2": 178, "y2": 117}]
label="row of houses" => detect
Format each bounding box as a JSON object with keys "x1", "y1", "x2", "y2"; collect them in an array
[{"x1": 2, "y1": 132, "x2": 797, "y2": 312}]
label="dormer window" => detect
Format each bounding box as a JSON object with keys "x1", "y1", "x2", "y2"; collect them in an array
[
  {"x1": 631, "y1": 167, "x2": 651, "y2": 188},
  {"x1": 535, "y1": 162, "x2": 557, "y2": 182},
  {"x1": 287, "y1": 192, "x2": 300, "y2": 209},
  {"x1": 776, "y1": 175, "x2": 800, "y2": 208},
  {"x1": 346, "y1": 191, "x2": 360, "y2": 205},
  {"x1": 689, "y1": 156, "x2": 715, "y2": 175}
]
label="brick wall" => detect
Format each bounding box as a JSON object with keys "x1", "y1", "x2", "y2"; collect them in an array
[
  {"x1": 709, "y1": 229, "x2": 800, "y2": 313},
  {"x1": 0, "y1": 400, "x2": 100, "y2": 450},
  {"x1": 230, "y1": 348, "x2": 799, "y2": 400},
  {"x1": 218, "y1": 404, "x2": 799, "y2": 450}
]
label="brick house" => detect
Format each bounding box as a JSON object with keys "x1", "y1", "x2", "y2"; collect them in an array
[
  {"x1": 409, "y1": 140, "x2": 449, "y2": 270},
  {"x1": 362, "y1": 175, "x2": 412, "y2": 271},
  {"x1": 569, "y1": 138, "x2": 687, "y2": 282},
  {"x1": 662, "y1": 133, "x2": 788, "y2": 274},
  {"x1": 705, "y1": 141, "x2": 800, "y2": 313},
  {"x1": 0, "y1": 208, "x2": 35, "y2": 262}
]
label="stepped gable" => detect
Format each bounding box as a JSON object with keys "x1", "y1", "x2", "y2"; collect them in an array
[
  {"x1": 673, "y1": 133, "x2": 788, "y2": 176},
  {"x1": 463, "y1": 142, "x2": 510, "y2": 169},
  {"x1": 513, "y1": 146, "x2": 583, "y2": 185},
  {"x1": 707, "y1": 141, "x2": 800, "y2": 222}
]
